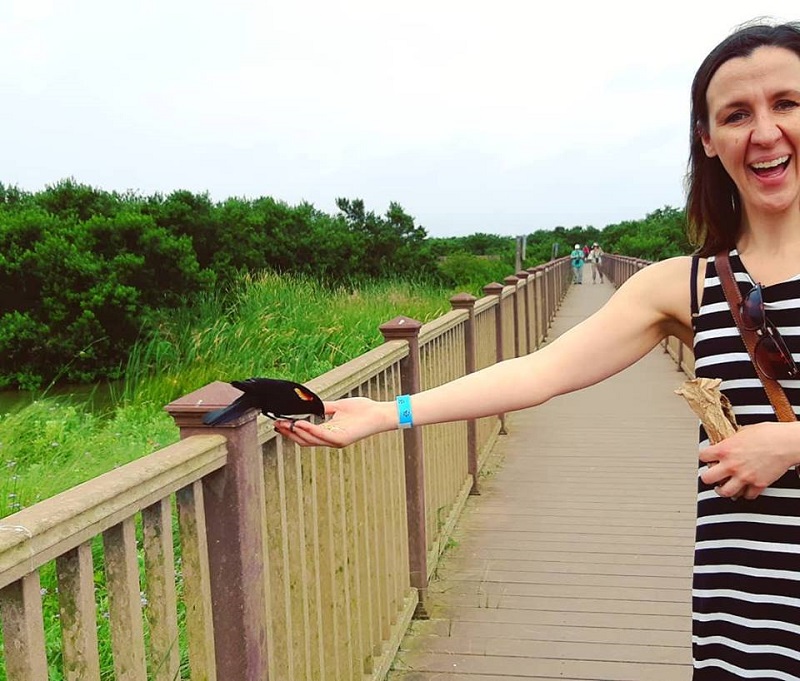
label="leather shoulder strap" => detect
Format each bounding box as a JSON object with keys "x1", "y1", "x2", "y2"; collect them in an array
[
  {"x1": 690, "y1": 255, "x2": 700, "y2": 326},
  {"x1": 715, "y1": 249, "x2": 796, "y2": 422}
]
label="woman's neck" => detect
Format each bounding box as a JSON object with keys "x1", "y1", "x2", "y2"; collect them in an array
[
  {"x1": 736, "y1": 208, "x2": 800, "y2": 285},
  {"x1": 738, "y1": 208, "x2": 800, "y2": 255}
]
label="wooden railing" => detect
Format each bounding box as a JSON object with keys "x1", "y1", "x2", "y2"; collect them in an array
[
  {"x1": 603, "y1": 254, "x2": 696, "y2": 377},
  {"x1": 0, "y1": 258, "x2": 573, "y2": 681}
]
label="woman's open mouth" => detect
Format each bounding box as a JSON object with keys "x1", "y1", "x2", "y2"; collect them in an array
[{"x1": 750, "y1": 155, "x2": 791, "y2": 178}]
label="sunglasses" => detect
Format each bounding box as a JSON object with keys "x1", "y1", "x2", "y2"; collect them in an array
[{"x1": 740, "y1": 284, "x2": 800, "y2": 380}]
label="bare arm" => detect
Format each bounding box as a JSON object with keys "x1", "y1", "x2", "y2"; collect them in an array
[{"x1": 276, "y1": 257, "x2": 694, "y2": 447}]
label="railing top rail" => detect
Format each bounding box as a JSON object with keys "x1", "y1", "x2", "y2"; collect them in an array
[
  {"x1": 419, "y1": 309, "x2": 467, "y2": 346},
  {"x1": 0, "y1": 434, "x2": 227, "y2": 589},
  {"x1": 475, "y1": 294, "x2": 500, "y2": 315},
  {"x1": 304, "y1": 339, "x2": 408, "y2": 401},
  {"x1": 606, "y1": 254, "x2": 653, "y2": 266},
  {"x1": 499, "y1": 283, "x2": 517, "y2": 300}
]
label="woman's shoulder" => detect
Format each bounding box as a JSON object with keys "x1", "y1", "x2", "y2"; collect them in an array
[
  {"x1": 638, "y1": 254, "x2": 704, "y2": 278},
  {"x1": 618, "y1": 255, "x2": 703, "y2": 332}
]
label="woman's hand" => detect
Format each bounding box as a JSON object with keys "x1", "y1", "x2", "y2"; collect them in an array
[
  {"x1": 700, "y1": 422, "x2": 799, "y2": 500},
  {"x1": 274, "y1": 397, "x2": 396, "y2": 448}
]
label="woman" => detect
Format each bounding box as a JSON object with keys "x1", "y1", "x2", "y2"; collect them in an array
[
  {"x1": 278, "y1": 21, "x2": 800, "y2": 680},
  {"x1": 589, "y1": 242, "x2": 604, "y2": 283}
]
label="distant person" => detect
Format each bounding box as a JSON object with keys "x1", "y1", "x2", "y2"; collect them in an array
[
  {"x1": 278, "y1": 21, "x2": 800, "y2": 679},
  {"x1": 589, "y1": 243, "x2": 604, "y2": 283},
  {"x1": 569, "y1": 243, "x2": 584, "y2": 284},
  {"x1": 582, "y1": 244, "x2": 590, "y2": 259}
]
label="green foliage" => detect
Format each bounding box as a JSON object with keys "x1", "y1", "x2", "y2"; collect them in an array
[
  {"x1": 0, "y1": 174, "x2": 693, "y2": 389},
  {"x1": 520, "y1": 206, "x2": 691, "y2": 264},
  {"x1": 335, "y1": 198, "x2": 439, "y2": 279},
  {"x1": 437, "y1": 252, "x2": 514, "y2": 293},
  {"x1": 0, "y1": 201, "x2": 211, "y2": 389},
  {"x1": 428, "y1": 232, "x2": 515, "y2": 259},
  {"x1": 0, "y1": 180, "x2": 443, "y2": 388},
  {"x1": 0, "y1": 270, "x2": 450, "y2": 515},
  {"x1": 601, "y1": 206, "x2": 691, "y2": 260},
  {"x1": 123, "y1": 271, "x2": 450, "y2": 408}
]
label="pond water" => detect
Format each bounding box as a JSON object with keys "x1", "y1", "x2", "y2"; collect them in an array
[{"x1": 0, "y1": 381, "x2": 120, "y2": 416}]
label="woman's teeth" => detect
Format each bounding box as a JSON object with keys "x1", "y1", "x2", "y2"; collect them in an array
[{"x1": 751, "y1": 155, "x2": 789, "y2": 169}]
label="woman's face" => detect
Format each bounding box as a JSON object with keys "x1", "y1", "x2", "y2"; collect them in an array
[{"x1": 701, "y1": 46, "x2": 800, "y2": 221}]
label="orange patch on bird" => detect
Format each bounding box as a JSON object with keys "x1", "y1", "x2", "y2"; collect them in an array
[{"x1": 295, "y1": 388, "x2": 315, "y2": 401}]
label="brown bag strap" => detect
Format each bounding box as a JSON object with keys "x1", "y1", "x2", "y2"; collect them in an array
[{"x1": 715, "y1": 249, "x2": 797, "y2": 422}]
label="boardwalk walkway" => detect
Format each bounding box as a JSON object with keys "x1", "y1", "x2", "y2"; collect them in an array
[{"x1": 388, "y1": 279, "x2": 699, "y2": 681}]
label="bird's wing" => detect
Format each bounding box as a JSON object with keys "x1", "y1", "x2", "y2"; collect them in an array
[{"x1": 202, "y1": 395, "x2": 255, "y2": 425}]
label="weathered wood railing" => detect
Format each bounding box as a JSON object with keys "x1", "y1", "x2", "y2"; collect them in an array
[
  {"x1": 0, "y1": 258, "x2": 572, "y2": 680},
  {"x1": 604, "y1": 254, "x2": 696, "y2": 377}
]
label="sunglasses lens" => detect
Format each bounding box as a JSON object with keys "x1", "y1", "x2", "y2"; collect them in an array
[
  {"x1": 756, "y1": 332, "x2": 798, "y2": 380},
  {"x1": 740, "y1": 285, "x2": 765, "y2": 331}
]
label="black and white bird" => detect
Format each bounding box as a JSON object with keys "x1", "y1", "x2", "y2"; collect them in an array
[{"x1": 202, "y1": 377, "x2": 325, "y2": 426}]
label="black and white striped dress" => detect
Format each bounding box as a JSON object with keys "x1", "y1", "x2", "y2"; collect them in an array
[{"x1": 692, "y1": 249, "x2": 800, "y2": 680}]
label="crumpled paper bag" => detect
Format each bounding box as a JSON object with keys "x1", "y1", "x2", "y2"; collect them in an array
[{"x1": 675, "y1": 377, "x2": 739, "y2": 444}]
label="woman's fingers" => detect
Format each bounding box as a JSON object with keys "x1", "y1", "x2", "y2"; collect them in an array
[
  {"x1": 742, "y1": 484, "x2": 765, "y2": 501},
  {"x1": 714, "y1": 476, "x2": 743, "y2": 499},
  {"x1": 700, "y1": 462, "x2": 727, "y2": 486},
  {"x1": 274, "y1": 418, "x2": 349, "y2": 448}
]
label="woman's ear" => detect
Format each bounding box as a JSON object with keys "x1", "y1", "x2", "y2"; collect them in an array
[{"x1": 697, "y1": 123, "x2": 717, "y2": 158}]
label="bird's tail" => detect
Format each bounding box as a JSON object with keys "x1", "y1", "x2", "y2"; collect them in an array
[{"x1": 202, "y1": 401, "x2": 249, "y2": 426}]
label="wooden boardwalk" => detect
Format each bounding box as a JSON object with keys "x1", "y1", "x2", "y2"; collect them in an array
[{"x1": 388, "y1": 280, "x2": 698, "y2": 681}]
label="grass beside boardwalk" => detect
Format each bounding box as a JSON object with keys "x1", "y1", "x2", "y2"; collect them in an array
[{"x1": 0, "y1": 271, "x2": 451, "y2": 518}]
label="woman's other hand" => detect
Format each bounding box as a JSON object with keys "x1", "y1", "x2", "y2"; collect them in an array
[{"x1": 700, "y1": 422, "x2": 800, "y2": 499}]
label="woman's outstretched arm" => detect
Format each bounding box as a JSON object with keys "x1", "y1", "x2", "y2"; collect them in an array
[{"x1": 276, "y1": 257, "x2": 693, "y2": 448}]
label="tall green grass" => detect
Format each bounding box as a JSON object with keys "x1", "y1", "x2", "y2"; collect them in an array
[
  {"x1": 0, "y1": 271, "x2": 452, "y2": 680},
  {"x1": 0, "y1": 271, "x2": 450, "y2": 516}
]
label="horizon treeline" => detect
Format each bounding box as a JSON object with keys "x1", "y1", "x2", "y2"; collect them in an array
[{"x1": 0, "y1": 179, "x2": 692, "y2": 389}]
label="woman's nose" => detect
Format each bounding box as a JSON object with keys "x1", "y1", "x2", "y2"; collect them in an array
[{"x1": 751, "y1": 113, "x2": 782, "y2": 146}]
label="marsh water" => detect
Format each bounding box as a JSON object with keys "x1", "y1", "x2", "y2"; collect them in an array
[{"x1": 0, "y1": 381, "x2": 119, "y2": 416}]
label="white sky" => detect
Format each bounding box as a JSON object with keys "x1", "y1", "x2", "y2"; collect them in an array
[{"x1": 1, "y1": 1, "x2": 798, "y2": 236}]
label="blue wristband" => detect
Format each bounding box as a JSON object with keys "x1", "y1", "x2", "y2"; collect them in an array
[{"x1": 396, "y1": 395, "x2": 413, "y2": 429}]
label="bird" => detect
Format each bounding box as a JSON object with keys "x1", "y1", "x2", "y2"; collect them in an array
[{"x1": 202, "y1": 377, "x2": 325, "y2": 426}]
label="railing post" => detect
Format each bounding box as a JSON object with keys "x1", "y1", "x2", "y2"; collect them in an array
[
  {"x1": 504, "y1": 275, "x2": 520, "y2": 359},
  {"x1": 516, "y1": 270, "x2": 532, "y2": 355},
  {"x1": 165, "y1": 382, "x2": 269, "y2": 681},
  {"x1": 528, "y1": 266, "x2": 544, "y2": 350},
  {"x1": 450, "y1": 293, "x2": 480, "y2": 495},
  {"x1": 483, "y1": 282, "x2": 507, "y2": 434},
  {"x1": 379, "y1": 316, "x2": 429, "y2": 618},
  {"x1": 544, "y1": 263, "x2": 553, "y2": 327}
]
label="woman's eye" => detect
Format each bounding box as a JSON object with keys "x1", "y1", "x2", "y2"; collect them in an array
[
  {"x1": 724, "y1": 111, "x2": 747, "y2": 124},
  {"x1": 776, "y1": 99, "x2": 800, "y2": 111}
]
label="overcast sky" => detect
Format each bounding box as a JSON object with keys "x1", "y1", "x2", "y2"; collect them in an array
[{"x1": 2, "y1": 1, "x2": 798, "y2": 237}]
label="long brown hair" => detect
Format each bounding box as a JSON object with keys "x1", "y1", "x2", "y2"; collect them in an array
[{"x1": 685, "y1": 21, "x2": 800, "y2": 256}]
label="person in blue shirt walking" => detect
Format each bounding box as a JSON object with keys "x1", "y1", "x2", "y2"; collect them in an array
[{"x1": 569, "y1": 243, "x2": 585, "y2": 284}]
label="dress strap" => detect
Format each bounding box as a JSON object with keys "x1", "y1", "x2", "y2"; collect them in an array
[{"x1": 690, "y1": 254, "x2": 700, "y2": 324}]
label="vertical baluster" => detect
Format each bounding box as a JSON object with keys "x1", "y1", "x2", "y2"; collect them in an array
[
  {"x1": 103, "y1": 518, "x2": 147, "y2": 681},
  {"x1": 142, "y1": 498, "x2": 180, "y2": 681},
  {"x1": 57, "y1": 542, "x2": 101, "y2": 681},
  {"x1": 0, "y1": 572, "x2": 48, "y2": 681}
]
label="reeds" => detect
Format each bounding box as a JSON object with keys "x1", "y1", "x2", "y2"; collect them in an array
[{"x1": 0, "y1": 271, "x2": 448, "y2": 515}]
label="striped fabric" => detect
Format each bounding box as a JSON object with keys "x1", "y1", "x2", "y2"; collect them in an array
[{"x1": 693, "y1": 250, "x2": 800, "y2": 680}]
